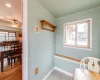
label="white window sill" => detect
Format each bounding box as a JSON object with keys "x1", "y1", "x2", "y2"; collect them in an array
[{"x1": 63, "y1": 46, "x2": 92, "y2": 51}]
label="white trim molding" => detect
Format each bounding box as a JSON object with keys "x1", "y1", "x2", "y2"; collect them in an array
[
  {"x1": 43, "y1": 68, "x2": 54, "y2": 80},
  {"x1": 63, "y1": 18, "x2": 92, "y2": 50},
  {"x1": 43, "y1": 67, "x2": 73, "y2": 80},
  {"x1": 22, "y1": 0, "x2": 28, "y2": 80},
  {"x1": 54, "y1": 67, "x2": 73, "y2": 77},
  {"x1": 63, "y1": 18, "x2": 92, "y2": 25}
]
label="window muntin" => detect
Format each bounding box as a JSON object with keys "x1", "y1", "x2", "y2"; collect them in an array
[
  {"x1": 0, "y1": 31, "x2": 16, "y2": 42},
  {"x1": 64, "y1": 19, "x2": 91, "y2": 48},
  {"x1": 8, "y1": 32, "x2": 16, "y2": 41}
]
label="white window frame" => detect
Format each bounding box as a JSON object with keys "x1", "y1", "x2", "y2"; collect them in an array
[
  {"x1": 63, "y1": 18, "x2": 92, "y2": 49},
  {"x1": 0, "y1": 31, "x2": 16, "y2": 41}
]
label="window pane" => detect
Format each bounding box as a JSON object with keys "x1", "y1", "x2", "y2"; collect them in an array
[
  {"x1": 76, "y1": 22, "x2": 88, "y2": 46},
  {"x1": 66, "y1": 24, "x2": 75, "y2": 46},
  {"x1": 0, "y1": 37, "x2": 5, "y2": 42},
  {"x1": 0, "y1": 32, "x2": 8, "y2": 41},
  {"x1": 6, "y1": 36, "x2": 9, "y2": 41},
  {"x1": 9, "y1": 37, "x2": 16, "y2": 41},
  {"x1": 0, "y1": 32, "x2": 16, "y2": 42},
  {"x1": 0, "y1": 33, "x2": 5, "y2": 37},
  {"x1": 9, "y1": 33, "x2": 15, "y2": 36}
]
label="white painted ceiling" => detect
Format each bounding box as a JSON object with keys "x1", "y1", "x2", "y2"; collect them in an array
[
  {"x1": 36, "y1": 0, "x2": 100, "y2": 18},
  {"x1": 1, "y1": 0, "x2": 100, "y2": 21},
  {"x1": 0, "y1": 0, "x2": 22, "y2": 22}
]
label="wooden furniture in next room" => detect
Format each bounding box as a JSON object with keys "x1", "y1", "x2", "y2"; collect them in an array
[
  {"x1": 73, "y1": 68, "x2": 100, "y2": 80},
  {"x1": 7, "y1": 41, "x2": 22, "y2": 68},
  {"x1": 0, "y1": 41, "x2": 22, "y2": 72}
]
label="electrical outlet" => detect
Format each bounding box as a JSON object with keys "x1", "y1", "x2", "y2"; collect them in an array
[{"x1": 35, "y1": 68, "x2": 38, "y2": 75}]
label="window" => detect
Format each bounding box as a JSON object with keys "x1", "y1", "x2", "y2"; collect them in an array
[
  {"x1": 8, "y1": 33, "x2": 16, "y2": 41},
  {"x1": 0, "y1": 31, "x2": 16, "y2": 42},
  {"x1": 64, "y1": 19, "x2": 92, "y2": 49}
]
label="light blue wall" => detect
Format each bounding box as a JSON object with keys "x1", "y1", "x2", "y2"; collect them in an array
[
  {"x1": 27, "y1": 0, "x2": 100, "y2": 78},
  {"x1": 56, "y1": 6, "x2": 100, "y2": 59},
  {"x1": 28, "y1": 0, "x2": 56, "y2": 80},
  {"x1": 54, "y1": 56, "x2": 80, "y2": 74},
  {"x1": 55, "y1": 6, "x2": 100, "y2": 73}
]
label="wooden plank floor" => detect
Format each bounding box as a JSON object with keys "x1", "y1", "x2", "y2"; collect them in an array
[{"x1": 0, "y1": 64, "x2": 22, "y2": 80}]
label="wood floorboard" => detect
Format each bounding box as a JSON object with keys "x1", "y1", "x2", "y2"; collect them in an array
[{"x1": 0, "y1": 64, "x2": 22, "y2": 80}]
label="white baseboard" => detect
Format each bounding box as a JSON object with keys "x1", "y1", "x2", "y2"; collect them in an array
[
  {"x1": 54, "y1": 67, "x2": 73, "y2": 77},
  {"x1": 43, "y1": 67, "x2": 73, "y2": 80},
  {"x1": 43, "y1": 67, "x2": 54, "y2": 80}
]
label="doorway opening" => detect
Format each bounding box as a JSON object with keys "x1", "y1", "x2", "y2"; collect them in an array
[{"x1": 0, "y1": 0, "x2": 23, "y2": 80}]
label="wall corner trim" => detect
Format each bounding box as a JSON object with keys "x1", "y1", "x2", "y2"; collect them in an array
[
  {"x1": 43, "y1": 67, "x2": 54, "y2": 80},
  {"x1": 42, "y1": 67, "x2": 73, "y2": 80},
  {"x1": 54, "y1": 67, "x2": 73, "y2": 77},
  {"x1": 22, "y1": 0, "x2": 28, "y2": 80}
]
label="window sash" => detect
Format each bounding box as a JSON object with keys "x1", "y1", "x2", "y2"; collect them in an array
[
  {"x1": 64, "y1": 20, "x2": 90, "y2": 48},
  {"x1": 0, "y1": 31, "x2": 16, "y2": 41}
]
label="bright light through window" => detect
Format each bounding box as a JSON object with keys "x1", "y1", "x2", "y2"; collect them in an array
[
  {"x1": 64, "y1": 19, "x2": 92, "y2": 49},
  {"x1": 0, "y1": 31, "x2": 16, "y2": 42}
]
